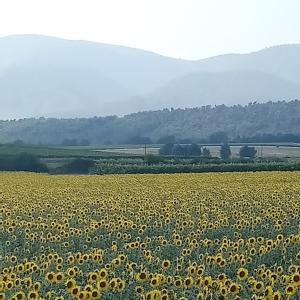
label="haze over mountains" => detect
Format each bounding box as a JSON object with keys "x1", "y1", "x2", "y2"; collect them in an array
[{"x1": 1, "y1": 34, "x2": 300, "y2": 119}]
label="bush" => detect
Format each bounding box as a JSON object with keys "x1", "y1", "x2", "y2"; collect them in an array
[
  {"x1": 57, "y1": 159, "x2": 95, "y2": 174},
  {"x1": 144, "y1": 154, "x2": 164, "y2": 165},
  {"x1": 0, "y1": 153, "x2": 48, "y2": 173},
  {"x1": 220, "y1": 143, "x2": 231, "y2": 160},
  {"x1": 240, "y1": 146, "x2": 257, "y2": 158},
  {"x1": 159, "y1": 143, "x2": 174, "y2": 155},
  {"x1": 91, "y1": 161, "x2": 300, "y2": 175}
]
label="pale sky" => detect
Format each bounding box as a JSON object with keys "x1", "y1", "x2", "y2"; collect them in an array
[{"x1": 0, "y1": 0, "x2": 300, "y2": 60}]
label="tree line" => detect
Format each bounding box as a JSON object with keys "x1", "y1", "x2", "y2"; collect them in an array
[
  {"x1": 0, "y1": 100, "x2": 299, "y2": 145},
  {"x1": 159, "y1": 143, "x2": 257, "y2": 159}
]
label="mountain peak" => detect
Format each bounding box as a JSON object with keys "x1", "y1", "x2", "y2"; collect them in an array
[{"x1": 0, "y1": 35, "x2": 300, "y2": 119}]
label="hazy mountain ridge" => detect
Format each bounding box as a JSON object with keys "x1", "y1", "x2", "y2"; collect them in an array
[
  {"x1": 136, "y1": 71, "x2": 300, "y2": 111},
  {"x1": 1, "y1": 35, "x2": 300, "y2": 118}
]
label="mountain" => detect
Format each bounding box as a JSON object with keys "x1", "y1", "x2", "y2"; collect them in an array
[
  {"x1": 0, "y1": 35, "x2": 191, "y2": 118},
  {"x1": 1, "y1": 35, "x2": 300, "y2": 118},
  {"x1": 135, "y1": 71, "x2": 300, "y2": 111}
]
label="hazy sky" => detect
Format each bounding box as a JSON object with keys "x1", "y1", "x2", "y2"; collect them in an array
[{"x1": 0, "y1": 0, "x2": 300, "y2": 59}]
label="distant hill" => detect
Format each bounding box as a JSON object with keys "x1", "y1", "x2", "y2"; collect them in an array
[
  {"x1": 135, "y1": 71, "x2": 300, "y2": 110},
  {"x1": 1, "y1": 35, "x2": 300, "y2": 118},
  {"x1": 0, "y1": 35, "x2": 190, "y2": 118},
  {"x1": 0, "y1": 101, "x2": 299, "y2": 145}
]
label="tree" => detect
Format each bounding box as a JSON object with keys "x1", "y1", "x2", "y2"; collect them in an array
[
  {"x1": 208, "y1": 131, "x2": 228, "y2": 143},
  {"x1": 144, "y1": 154, "x2": 163, "y2": 165},
  {"x1": 202, "y1": 147, "x2": 211, "y2": 157},
  {"x1": 159, "y1": 143, "x2": 174, "y2": 155},
  {"x1": 187, "y1": 143, "x2": 202, "y2": 156},
  {"x1": 58, "y1": 158, "x2": 95, "y2": 174},
  {"x1": 172, "y1": 144, "x2": 184, "y2": 156},
  {"x1": 220, "y1": 143, "x2": 231, "y2": 160},
  {"x1": 14, "y1": 153, "x2": 48, "y2": 172},
  {"x1": 239, "y1": 146, "x2": 257, "y2": 158}
]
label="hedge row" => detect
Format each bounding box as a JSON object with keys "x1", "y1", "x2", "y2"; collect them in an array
[{"x1": 90, "y1": 162, "x2": 300, "y2": 175}]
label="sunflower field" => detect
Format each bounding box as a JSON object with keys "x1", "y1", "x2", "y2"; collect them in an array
[{"x1": 0, "y1": 172, "x2": 300, "y2": 300}]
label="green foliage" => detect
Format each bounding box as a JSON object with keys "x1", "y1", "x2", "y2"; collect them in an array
[
  {"x1": 91, "y1": 161, "x2": 300, "y2": 175},
  {"x1": 202, "y1": 147, "x2": 211, "y2": 157},
  {"x1": 159, "y1": 143, "x2": 202, "y2": 156},
  {"x1": 239, "y1": 145, "x2": 257, "y2": 158},
  {"x1": 0, "y1": 144, "x2": 127, "y2": 158},
  {"x1": 208, "y1": 131, "x2": 228, "y2": 143},
  {"x1": 220, "y1": 143, "x2": 231, "y2": 160},
  {"x1": 1, "y1": 101, "x2": 300, "y2": 145},
  {"x1": 55, "y1": 158, "x2": 95, "y2": 174},
  {"x1": 159, "y1": 143, "x2": 174, "y2": 155},
  {"x1": 187, "y1": 143, "x2": 202, "y2": 156},
  {"x1": 144, "y1": 154, "x2": 164, "y2": 165},
  {"x1": 0, "y1": 153, "x2": 48, "y2": 172}
]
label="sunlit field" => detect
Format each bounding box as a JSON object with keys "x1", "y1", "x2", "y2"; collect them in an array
[{"x1": 0, "y1": 172, "x2": 300, "y2": 300}]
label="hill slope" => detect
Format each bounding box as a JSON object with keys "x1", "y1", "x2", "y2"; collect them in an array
[
  {"x1": 1, "y1": 36, "x2": 300, "y2": 117},
  {"x1": 134, "y1": 71, "x2": 300, "y2": 111},
  {"x1": 0, "y1": 101, "x2": 299, "y2": 145}
]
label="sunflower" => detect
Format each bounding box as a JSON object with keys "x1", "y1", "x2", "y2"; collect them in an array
[
  {"x1": 161, "y1": 294, "x2": 170, "y2": 300},
  {"x1": 291, "y1": 272, "x2": 300, "y2": 287},
  {"x1": 77, "y1": 291, "x2": 88, "y2": 300},
  {"x1": 116, "y1": 279, "x2": 125, "y2": 292},
  {"x1": 174, "y1": 278, "x2": 183, "y2": 288},
  {"x1": 184, "y1": 277, "x2": 194, "y2": 288},
  {"x1": 14, "y1": 292, "x2": 25, "y2": 300},
  {"x1": 88, "y1": 272, "x2": 98, "y2": 283},
  {"x1": 70, "y1": 287, "x2": 80, "y2": 297},
  {"x1": 98, "y1": 268, "x2": 108, "y2": 279},
  {"x1": 66, "y1": 279, "x2": 76, "y2": 291},
  {"x1": 161, "y1": 260, "x2": 171, "y2": 270},
  {"x1": 237, "y1": 268, "x2": 248, "y2": 281},
  {"x1": 150, "y1": 276, "x2": 160, "y2": 287},
  {"x1": 272, "y1": 291, "x2": 282, "y2": 300},
  {"x1": 264, "y1": 285, "x2": 273, "y2": 299},
  {"x1": 136, "y1": 272, "x2": 148, "y2": 282},
  {"x1": 27, "y1": 291, "x2": 39, "y2": 300},
  {"x1": 253, "y1": 281, "x2": 264, "y2": 293},
  {"x1": 229, "y1": 283, "x2": 240, "y2": 295},
  {"x1": 135, "y1": 286, "x2": 144, "y2": 294},
  {"x1": 97, "y1": 279, "x2": 108, "y2": 291},
  {"x1": 285, "y1": 285, "x2": 296, "y2": 297},
  {"x1": 45, "y1": 272, "x2": 55, "y2": 283},
  {"x1": 54, "y1": 272, "x2": 64, "y2": 283},
  {"x1": 66, "y1": 267, "x2": 76, "y2": 278},
  {"x1": 202, "y1": 276, "x2": 212, "y2": 287},
  {"x1": 90, "y1": 289, "x2": 100, "y2": 299}
]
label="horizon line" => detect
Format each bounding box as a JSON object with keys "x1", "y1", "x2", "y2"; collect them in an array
[{"x1": 1, "y1": 33, "x2": 300, "y2": 62}]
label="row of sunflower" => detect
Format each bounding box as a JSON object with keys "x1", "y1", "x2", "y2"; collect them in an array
[{"x1": 0, "y1": 172, "x2": 300, "y2": 299}]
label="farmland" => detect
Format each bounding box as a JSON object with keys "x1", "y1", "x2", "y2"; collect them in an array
[
  {"x1": 100, "y1": 144, "x2": 300, "y2": 159},
  {"x1": 0, "y1": 172, "x2": 300, "y2": 299}
]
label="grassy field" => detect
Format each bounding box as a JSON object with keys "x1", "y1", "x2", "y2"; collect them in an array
[
  {"x1": 1, "y1": 143, "x2": 299, "y2": 174},
  {"x1": 1, "y1": 143, "x2": 299, "y2": 159},
  {"x1": 99, "y1": 144, "x2": 300, "y2": 158},
  {"x1": 0, "y1": 172, "x2": 300, "y2": 299},
  {"x1": 0, "y1": 144, "x2": 132, "y2": 158}
]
